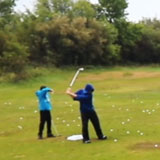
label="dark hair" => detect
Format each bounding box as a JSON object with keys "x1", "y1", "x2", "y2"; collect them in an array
[{"x1": 40, "y1": 86, "x2": 46, "y2": 90}]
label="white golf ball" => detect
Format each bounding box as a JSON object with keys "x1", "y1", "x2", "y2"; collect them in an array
[
  {"x1": 34, "y1": 110, "x2": 38, "y2": 113},
  {"x1": 155, "y1": 144, "x2": 158, "y2": 148},
  {"x1": 137, "y1": 130, "x2": 140, "y2": 133},
  {"x1": 18, "y1": 125, "x2": 23, "y2": 129},
  {"x1": 112, "y1": 105, "x2": 115, "y2": 108},
  {"x1": 140, "y1": 132, "x2": 144, "y2": 136},
  {"x1": 110, "y1": 129, "x2": 114, "y2": 132},
  {"x1": 114, "y1": 139, "x2": 118, "y2": 142},
  {"x1": 19, "y1": 117, "x2": 23, "y2": 120}
]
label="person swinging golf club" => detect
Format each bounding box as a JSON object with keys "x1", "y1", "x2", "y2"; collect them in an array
[{"x1": 66, "y1": 84, "x2": 107, "y2": 143}]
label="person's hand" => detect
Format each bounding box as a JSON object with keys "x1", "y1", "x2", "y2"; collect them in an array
[
  {"x1": 50, "y1": 89, "x2": 54, "y2": 94},
  {"x1": 66, "y1": 88, "x2": 72, "y2": 94}
]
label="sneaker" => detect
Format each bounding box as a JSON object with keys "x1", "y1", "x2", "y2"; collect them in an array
[
  {"x1": 83, "y1": 140, "x2": 91, "y2": 144},
  {"x1": 47, "y1": 134, "x2": 56, "y2": 138},
  {"x1": 99, "y1": 135, "x2": 107, "y2": 140}
]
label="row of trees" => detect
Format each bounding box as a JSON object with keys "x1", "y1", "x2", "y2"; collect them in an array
[{"x1": 0, "y1": 0, "x2": 160, "y2": 75}]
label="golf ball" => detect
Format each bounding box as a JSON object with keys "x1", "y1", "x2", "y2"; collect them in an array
[
  {"x1": 127, "y1": 119, "x2": 130, "y2": 122},
  {"x1": 140, "y1": 132, "x2": 144, "y2": 136},
  {"x1": 155, "y1": 144, "x2": 158, "y2": 148},
  {"x1": 137, "y1": 130, "x2": 140, "y2": 133},
  {"x1": 19, "y1": 117, "x2": 23, "y2": 120},
  {"x1": 110, "y1": 129, "x2": 114, "y2": 132},
  {"x1": 18, "y1": 125, "x2": 23, "y2": 129},
  {"x1": 34, "y1": 110, "x2": 38, "y2": 113}
]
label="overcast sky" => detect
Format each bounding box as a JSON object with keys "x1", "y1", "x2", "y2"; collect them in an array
[{"x1": 14, "y1": 0, "x2": 160, "y2": 22}]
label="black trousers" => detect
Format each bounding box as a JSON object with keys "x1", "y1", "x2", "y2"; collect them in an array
[
  {"x1": 81, "y1": 110, "x2": 103, "y2": 141},
  {"x1": 38, "y1": 110, "x2": 52, "y2": 136}
]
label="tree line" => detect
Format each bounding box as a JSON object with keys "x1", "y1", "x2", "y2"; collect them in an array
[{"x1": 0, "y1": 0, "x2": 160, "y2": 76}]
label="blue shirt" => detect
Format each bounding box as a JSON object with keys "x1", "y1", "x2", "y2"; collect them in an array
[
  {"x1": 36, "y1": 87, "x2": 53, "y2": 111},
  {"x1": 74, "y1": 84, "x2": 95, "y2": 113}
]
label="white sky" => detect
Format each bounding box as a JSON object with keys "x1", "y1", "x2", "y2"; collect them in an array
[{"x1": 14, "y1": 0, "x2": 160, "y2": 22}]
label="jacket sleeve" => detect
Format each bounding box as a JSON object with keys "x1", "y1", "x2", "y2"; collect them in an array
[
  {"x1": 74, "y1": 94, "x2": 90, "y2": 101},
  {"x1": 36, "y1": 87, "x2": 52, "y2": 97},
  {"x1": 41, "y1": 87, "x2": 52, "y2": 94}
]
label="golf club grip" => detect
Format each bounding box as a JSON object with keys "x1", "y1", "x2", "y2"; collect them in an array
[{"x1": 69, "y1": 70, "x2": 80, "y2": 87}]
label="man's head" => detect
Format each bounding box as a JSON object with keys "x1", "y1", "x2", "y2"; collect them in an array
[
  {"x1": 40, "y1": 86, "x2": 46, "y2": 90},
  {"x1": 84, "y1": 84, "x2": 94, "y2": 93}
]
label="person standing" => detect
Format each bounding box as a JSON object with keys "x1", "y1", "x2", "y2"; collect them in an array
[
  {"x1": 36, "y1": 86, "x2": 55, "y2": 139},
  {"x1": 66, "y1": 84, "x2": 107, "y2": 143}
]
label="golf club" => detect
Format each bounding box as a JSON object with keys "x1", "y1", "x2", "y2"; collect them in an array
[
  {"x1": 69, "y1": 68, "x2": 84, "y2": 87},
  {"x1": 52, "y1": 119, "x2": 61, "y2": 136}
]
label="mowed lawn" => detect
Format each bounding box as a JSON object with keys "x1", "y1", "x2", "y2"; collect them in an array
[{"x1": 1, "y1": 67, "x2": 160, "y2": 160}]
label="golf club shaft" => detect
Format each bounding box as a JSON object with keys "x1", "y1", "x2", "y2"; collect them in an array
[
  {"x1": 69, "y1": 70, "x2": 81, "y2": 87},
  {"x1": 52, "y1": 119, "x2": 60, "y2": 136}
]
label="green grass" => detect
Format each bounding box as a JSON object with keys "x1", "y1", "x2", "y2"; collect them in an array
[{"x1": 1, "y1": 66, "x2": 160, "y2": 160}]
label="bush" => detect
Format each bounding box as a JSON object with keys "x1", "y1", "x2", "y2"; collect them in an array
[
  {"x1": 0, "y1": 40, "x2": 29, "y2": 73},
  {"x1": 32, "y1": 16, "x2": 120, "y2": 66}
]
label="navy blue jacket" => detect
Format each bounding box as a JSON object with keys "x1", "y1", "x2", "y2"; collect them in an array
[{"x1": 74, "y1": 84, "x2": 95, "y2": 113}]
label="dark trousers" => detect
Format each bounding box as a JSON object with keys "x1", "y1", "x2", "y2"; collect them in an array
[
  {"x1": 81, "y1": 110, "x2": 103, "y2": 141},
  {"x1": 38, "y1": 110, "x2": 52, "y2": 136}
]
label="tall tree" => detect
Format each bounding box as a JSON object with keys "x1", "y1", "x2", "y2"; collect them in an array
[
  {"x1": 35, "y1": 0, "x2": 53, "y2": 21},
  {"x1": 71, "y1": 0, "x2": 96, "y2": 18},
  {"x1": 115, "y1": 19, "x2": 142, "y2": 63},
  {"x1": 0, "y1": 0, "x2": 15, "y2": 28},
  {"x1": 50, "y1": 0, "x2": 73, "y2": 14},
  {"x1": 98, "y1": 0, "x2": 128, "y2": 23},
  {"x1": 35, "y1": 0, "x2": 73, "y2": 21}
]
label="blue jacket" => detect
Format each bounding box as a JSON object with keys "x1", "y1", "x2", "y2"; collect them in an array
[
  {"x1": 36, "y1": 87, "x2": 53, "y2": 111},
  {"x1": 74, "y1": 84, "x2": 95, "y2": 113}
]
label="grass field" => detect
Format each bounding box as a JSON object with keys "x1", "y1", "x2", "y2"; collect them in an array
[{"x1": 1, "y1": 66, "x2": 160, "y2": 160}]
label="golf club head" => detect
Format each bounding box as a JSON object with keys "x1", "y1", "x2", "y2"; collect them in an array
[
  {"x1": 69, "y1": 68, "x2": 84, "y2": 87},
  {"x1": 79, "y1": 68, "x2": 84, "y2": 71}
]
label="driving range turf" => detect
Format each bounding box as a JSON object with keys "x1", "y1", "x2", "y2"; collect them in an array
[{"x1": 1, "y1": 66, "x2": 160, "y2": 160}]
